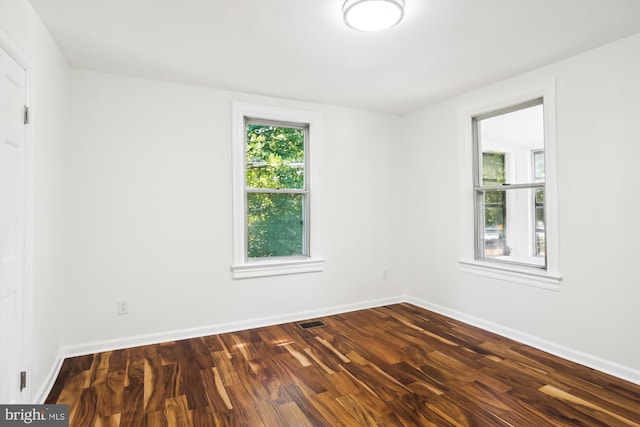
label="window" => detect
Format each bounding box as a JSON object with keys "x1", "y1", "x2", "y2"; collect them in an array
[
  {"x1": 473, "y1": 99, "x2": 545, "y2": 268},
  {"x1": 459, "y1": 79, "x2": 560, "y2": 289},
  {"x1": 232, "y1": 103, "x2": 324, "y2": 279},
  {"x1": 245, "y1": 121, "x2": 308, "y2": 258}
]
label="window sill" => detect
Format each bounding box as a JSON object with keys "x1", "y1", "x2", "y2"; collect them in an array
[
  {"x1": 459, "y1": 259, "x2": 561, "y2": 291},
  {"x1": 232, "y1": 258, "x2": 325, "y2": 279}
]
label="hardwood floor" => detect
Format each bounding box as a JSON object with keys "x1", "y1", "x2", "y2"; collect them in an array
[{"x1": 46, "y1": 303, "x2": 640, "y2": 426}]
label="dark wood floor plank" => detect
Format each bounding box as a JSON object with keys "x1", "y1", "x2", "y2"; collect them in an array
[
  {"x1": 71, "y1": 387, "x2": 98, "y2": 427},
  {"x1": 164, "y1": 395, "x2": 193, "y2": 426},
  {"x1": 174, "y1": 341, "x2": 211, "y2": 410},
  {"x1": 145, "y1": 409, "x2": 169, "y2": 427},
  {"x1": 93, "y1": 372, "x2": 124, "y2": 418},
  {"x1": 200, "y1": 367, "x2": 234, "y2": 418},
  {"x1": 209, "y1": 351, "x2": 240, "y2": 388},
  {"x1": 143, "y1": 347, "x2": 167, "y2": 414},
  {"x1": 224, "y1": 383, "x2": 266, "y2": 426},
  {"x1": 539, "y1": 384, "x2": 640, "y2": 426},
  {"x1": 280, "y1": 383, "x2": 330, "y2": 426},
  {"x1": 334, "y1": 393, "x2": 379, "y2": 426},
  {"x1": 190, "y1": 407, "x2": 220, "y2": 427},
  {"x1": 119, "y1": 383, "x2": 144, "y2": 427},
  {"x1": 94, "y1": 413, "x2": 121, "y2": 427},
  {"x1": 47, "y1": 303, "x2": 640, "y2": 426},
  {"x1": 253, "y1": 400, "x2": 287, "y2": 426},
  {"x1": 307, "y1": 391, "x2": 356, "y2": 426}
]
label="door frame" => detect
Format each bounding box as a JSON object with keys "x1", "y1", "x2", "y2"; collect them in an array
[{"x1": 0, "y1": 25, "x2": 35, "y2": 403}]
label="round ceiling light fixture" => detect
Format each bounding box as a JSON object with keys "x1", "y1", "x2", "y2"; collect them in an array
[{"x1": 343, "y1": 0, "x2": 405, "y2": 32}]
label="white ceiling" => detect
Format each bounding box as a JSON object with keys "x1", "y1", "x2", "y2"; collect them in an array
[{"x1": 28, "y1": 0, "x2": 640, "y2": 115}]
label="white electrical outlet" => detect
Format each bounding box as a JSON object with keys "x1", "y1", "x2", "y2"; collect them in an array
[
  {"x1": 383, "y1": 270, "x2": 389, "y2": 280},
  {"x1": 117, "y1": 299, "x2": 129, "y2": 315}
]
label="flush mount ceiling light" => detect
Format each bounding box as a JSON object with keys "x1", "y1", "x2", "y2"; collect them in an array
[{"x1": 343, "y1": 0, "x2": 405, "y2": 32}]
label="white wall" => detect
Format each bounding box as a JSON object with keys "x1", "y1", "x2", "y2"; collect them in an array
[
  {"x1": 399, "y1": 34, "x2": 640, "y2": 380},
  {"x1": 0, "y1": 0, "x2": 69, "y2": 401},
  {"x1": 64, "y1": 69, "x2": 400, "y2": 351}
]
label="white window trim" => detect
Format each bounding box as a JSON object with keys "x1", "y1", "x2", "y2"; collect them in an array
[
  {"x1": 458, "y1": 78, "x2": 561, "y2": 289},
  {"x1": 231, "y1": 102, "x2": 325, "y2": 279}
]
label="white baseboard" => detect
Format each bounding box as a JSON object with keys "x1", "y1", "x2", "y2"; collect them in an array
[
  {"x1": 405, "y1": 295, "x2": 640, "y2": 386},
  {"x1": 34, "y1": 349, "x2": 65, "y2": 404},
  {"x1": 61, "y1": 295, "x2": 404, "y2": 358}
]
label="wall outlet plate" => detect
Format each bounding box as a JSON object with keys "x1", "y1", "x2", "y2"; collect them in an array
[{"x1": 117, "y1": 299, "x2": 129, "y2": 315}]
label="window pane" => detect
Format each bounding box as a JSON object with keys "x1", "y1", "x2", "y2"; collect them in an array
[
  {"x1": 481, "y1": 190, "x2": 506, "y2": 257},
  {"x1": 477, "y1": 103, "x2": 544, "y2": 185},
  {"x1": 533, "y1": 150, "x2": 545, "y2": 181},
  {"x1": 246, "y1": 124, "x2": 304, "y2": 190},
  {"x1": 535, "y1": 206, "x2": 545, "y2": 256},
  {"x1": 477, "y1": 187, "x2": 545, "y2": 266},
  {"x1": 482, "y1": 152, "x2": 506, "y2": 185},
  {"x1": 247, "y1": 192, "x2": 305, "y2": 258},
  {"x1": 535, "y1": 188, "x2": 545, "y2": 256}
]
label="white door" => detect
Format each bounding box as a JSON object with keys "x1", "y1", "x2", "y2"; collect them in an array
[{"x1": 0, "y1": 46, "x2": 27, "y2": 403}]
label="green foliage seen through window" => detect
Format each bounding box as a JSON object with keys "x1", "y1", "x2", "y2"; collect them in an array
[
  {"x1": 246, "y1": 124, "x2": 306, "y2": 258},
  {"x1": 482, "y1": 152, "x2": 506, "y2": 229}
]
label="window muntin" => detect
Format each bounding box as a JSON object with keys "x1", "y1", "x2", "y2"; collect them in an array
[
  {"x1": 474, "y1": 99, "x2": 546, "y2": 269},
  {"x1": 244, "y1": 121, "x2": 309, "y2": 260}
]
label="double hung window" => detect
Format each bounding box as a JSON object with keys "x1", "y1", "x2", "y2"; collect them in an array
[
  {"x1": 245, "y1": 120, "x2": 308, "y2": 259},
  {"x1": 473, "y1": 99, "x2": 546, "y2": 268}
]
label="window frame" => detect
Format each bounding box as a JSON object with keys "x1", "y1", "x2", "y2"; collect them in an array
[
  {"x1": 458, "y1": 79, "x2": 561, "y2": 290},
  {"x1": 232, "y1": 102, "x2": 325, "y2": 279}
]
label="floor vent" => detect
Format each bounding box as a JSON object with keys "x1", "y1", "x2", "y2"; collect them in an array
[{"x1": 297, "y1": 320, "x2": 327, "y2": 330}]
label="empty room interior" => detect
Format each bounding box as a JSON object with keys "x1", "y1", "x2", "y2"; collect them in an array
[{"x1": 1, "y1": 0, "x2": 640, "y2": 425}]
